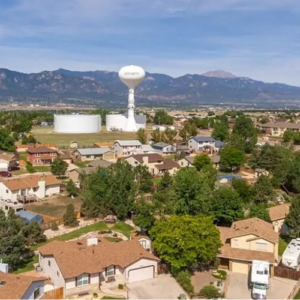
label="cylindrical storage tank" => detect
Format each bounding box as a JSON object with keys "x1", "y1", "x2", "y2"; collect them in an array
[
  {"x1": 118, "y1": 65, "x2": 145, "y2": 89},
  {"x1": 54, "y1": 115, "x2": 101, "y2": 133},
  {"x1": 106, "y1": 114, "x2": 127, "y2": 131}
]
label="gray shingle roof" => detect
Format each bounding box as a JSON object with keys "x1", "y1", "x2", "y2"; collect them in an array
[
  {"x1": 153, "y1": 142, "x2": 171, "y2": 148},
  {"x1": 115, "y1": 140, "x2": 142, "y2": 146},
  {"x1": 76, "y1": 147, "x2": 111, "y2": 156},
  {"x1": 192, "y1": 136, "x2": 216, "y2": 142}
]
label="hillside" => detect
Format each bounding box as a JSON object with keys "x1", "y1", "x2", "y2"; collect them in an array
[{"x1": 0, "y1": 68, "x2": 300, "y2": 106}]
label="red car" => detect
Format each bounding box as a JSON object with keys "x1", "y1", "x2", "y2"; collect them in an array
[{"x1": 0, "y1": 171, "x2": 12, "y2": 177}]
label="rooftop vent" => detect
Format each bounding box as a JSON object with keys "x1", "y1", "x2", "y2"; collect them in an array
[{"x1": 0, "y1": 281, "x2": 5, "y2": 287}]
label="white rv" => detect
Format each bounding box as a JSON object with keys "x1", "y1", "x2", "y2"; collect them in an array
[
  {"x1": 251, "y1": 260, "x2": 270, "y2": 300},
  {"x1": 282, "y1": 238, "x2": 300, "y2": 270}
]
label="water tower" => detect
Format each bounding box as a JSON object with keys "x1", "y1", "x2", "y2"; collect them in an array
[{"x1": 106, "y1": 65, "x2": 146, "y2": 132}]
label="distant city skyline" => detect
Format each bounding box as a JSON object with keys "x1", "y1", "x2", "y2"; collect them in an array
[{"x1": 0, "y1": 0, "x2": 299, "y2": 85}]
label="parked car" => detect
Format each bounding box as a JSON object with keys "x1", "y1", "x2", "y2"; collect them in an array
[
  {"x1": 8, "y1": 166, "x2": 20, "y2": 171},
  {"x1": 0, "y1": 171, "x2": 12, "y2": 177}
]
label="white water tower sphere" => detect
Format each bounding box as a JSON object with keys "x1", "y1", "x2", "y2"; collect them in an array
[{"x1": 118, "y1": 65, "x2": 145, "y2": 89}]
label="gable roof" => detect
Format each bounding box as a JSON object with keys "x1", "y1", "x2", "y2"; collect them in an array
[
  {"x1": 115, "y1": 140, "x2": 142, "y2": 146},
  {"x1": 228, "y1": 217, "x2": 279, "y2": 244},
  {"x1": 155, "y1": 159, "x2": 180, "y2": 170},
  {"x1": 185, "y1": 156, "x2": 195, "y2": 164},
  {"x1": 127, "y1": 153, "x2": 164, "y2": 163},
  {"x1": 76, "y1": 147, "x2": 111, "y2": 156},
  {"x1": 268, "y1": 203, "x2": 291, "y2": 222},
  {"x1": 27, "y1": 147, "x2": 57, "y2": 154},
  {"x1": 191, "y1": 136, "x2": 215, "y2": 142},
  {"x1": 0, "y1": 272, "x2": 46, "y2": 299},
  {"x1": 152, "y1": 142, "x2": 171, "y2": 148},
  {"x1": 0, "y1": 153, "x2": 15, "y2": 161},
  {"x1": 38, "y1": 238, "x2": 159, "y2": 279},
  {"x1": 1, "y1": 175, "x2": 61, "y2": 191}
]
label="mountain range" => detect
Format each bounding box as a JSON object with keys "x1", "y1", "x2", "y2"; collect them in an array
[{"x1": 0, "y1": 68, "x2": 300, "y2": 107}]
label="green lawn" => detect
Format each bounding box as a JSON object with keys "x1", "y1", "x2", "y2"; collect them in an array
[
  {"x1": 74, "y1": 161, "x2": 90, "y2": 168},
  {"x1": 19, "y1": 152, "x2": 27, "y2": 161},
  {"x1": 279, "y1": 237, "x2": 289, "y2": 256},
  {"x1": 34, "y1": 166, "x2": 52, "y2": 172},
  {"x1": 13, "y1": 254, "x2": 38, "y2": 274},
  {"x1": 105, "y1": 237, "x2": 123, "y2": 243},
  {"x1": 294, "y1": 290, "x2": 300, "y2": 299},
  {"x1": 12, "y1": 168, "x2": 28, "y2": 176}
]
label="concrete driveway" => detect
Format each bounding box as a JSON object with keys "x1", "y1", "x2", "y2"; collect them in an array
[
  {"x1": 226, "y1": 272, "x2": 297, "y2": 299},
  {"x1": 127, "y1": 274, "x2": 188, "y2": 299}
]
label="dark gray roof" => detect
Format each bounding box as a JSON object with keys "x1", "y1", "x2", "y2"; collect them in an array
[
  {"x1": 153, "y1": 142, "x2": 172, "y2": 148},
  {"x1": 76, "y1": 147, "x2": 111, "y2": 156},
  {"x1": 192, "y1": 136, "x2": 215, "y2": 142},
  {"x1": 215, "y1": 141, "x2": 224, "y2": 148}
]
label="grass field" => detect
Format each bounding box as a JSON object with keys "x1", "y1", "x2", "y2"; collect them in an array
[
  {"x1": 25, "y1": 195, "x2": 82, "y2": 218},
  {"x1": 31, "y1": 126, "x2": 152, "y2": 147}
]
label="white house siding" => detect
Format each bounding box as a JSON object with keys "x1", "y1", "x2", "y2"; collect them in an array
[
  {"x1": 125, "y1": 258, "x2": 158, "y2": 280},
  {"x1": 45, "y1": 185, "x2": 60, "y2": 197},
  {"x1": 21, "y1": 281, "x2": 45, "y2": 299},
  {"x1": 178, "y1": 158, "x2": 192, "y2": 168},
  {"x1": 138, "y1": 238, "x2": 151, "y2": 251},
  {"x1": 188, "y1": 139, "x2": 199, "y2": 152},
  {"x1": 65, "y1": 278, "x2": 76, "y2": 290},
  {"x1": 125, "y1": 157, "x2": 140, "y2": 167},
  {"x1": 0, "y1": 161, "x2": 9, "y2": 171},
  {"x1": 39, "y1": 255, "x2": 65, "y2": 289},
  {"x1": 90, "y1": 273, "x2": 99, "y2": 284}
]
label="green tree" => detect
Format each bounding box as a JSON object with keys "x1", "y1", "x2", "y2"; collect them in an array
[
  {"x1": 173, "y1": 168, "x2": 212, "y2": 215},
  {"x1": 0, "y1": 210, "x2": 25, "y2": 271},
  {"x1": 164, "y1": 128, "x2": 177, "y2": 143},
  {"x1": 151, "y1": 128, "x2": 165, "y2": 143},
  {"x1": 134, "y1": 199, "x2": 155, "y2": 233},
  {"x1": 66, "y1": 179, "x2": 77, "y2": 197},
  {"x1": 63, "y1": 204, "x2": 79, "y2": 227},
  {"x1": 293, "y1": 132, "x2": 300, "y2": 145},
  {"x1": 149, "y1": 215, "x2": 222, "y2": 271},
  {"x1": 179, "y1": 122, "x2": 197, "y2": 141},
  {"x1": 51, "y1": 158, "x2": 67, "y2": 178},
  {"x1": 232, "y1": 178, "x2": 253, "y2": 203},
  {"x1": 253, "y1": 175, "x2": 274, "y2": 203},
  {"x1": 285, "y1": 196, "x2": 300, "y2": 239},
  {"x1": 23, "y1": 221, "x2": 46, "y2": 246},
  {"x1": 202, "y1": 164, "x2": 218, "y2": 189},
  {"x1": 208, "y1": 111, "x2": 215, "y2": 116},
  {"x1": 92, "y1": 108, "x2": 110, "y2": 125},
  {"x1": 154, "y1": 110, "x2": 173, "y2": 125},
  {"x1": 136, "y1": 128, "x2": 147, "y2": 144},
  {"x1": 199, "y1": 285, "x2": 220, "y2": 299},
  {"x1": 211, "y1": 187, "x2": 244, "y2": 226},
  {"x1": 212, "y1": 122, "x2": 229, "y2": 142},
  {"x1": 249, "y1": 203, "x2": 270, "y2": 222},
  {"x1": 220, "y1": 147, "x2": 246, "y2": 170},
  {"x1": 22, "y1": 135, "x2": 37, "y2": 145},
  {"x1": 226, "y1": 133, "x2": 246, "y2": 151},
  {"x1": 135, "y1": 165, "x2": 153, "y2": 193},
  {"x1": 286, "y1": 154, "x2": 300, "y2": 193},
  {"x1": 0, "y1": 128, "x2": 15, "y2": 152},
  {"x1": 51, "y1": 222, "x2": 59, "y2": 231},
  {"x1": 283, "y1": 130, "x2": 293, "y2": 143},
  {"x1": 26, "y1": 161, "x2": 36, "y2": 173},
  {"x1": 193, "y1": 154, "x2": 212, "y2": 171},
  {"x1": 232, "y1": 115, "x2": 257, "y2": 153}
]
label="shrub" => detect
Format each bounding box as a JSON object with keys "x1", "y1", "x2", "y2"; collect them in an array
[
  {"x1": 199, "y1": 285, "x2": 220, "y2": 299},
  {"x1": 118, "y1": 284, "x2": 124, "y2": 290},
  {"x1": 113, "y1": 233, "x2": 118, "y2": 237},
  {"x1": 51, "y1": 222, "x2": 59, "y2": 231},
  {"x1": 99, "y1": 230, "x2": 107, "y2": 234},
  {"x1": 107, "y1": 230, "x2": 112, "y2": 233},
  {"x1": 212, "y1": 269, "x2": 227, "y2": 280},
  {"x1": 213, "y1": 258, "x2": 220, "y2": 270},
  {"x1": 93, "y1": 292, "x2": 98, "y2": 298},
  {"x1": 175, "y1": 270, "x2": 194, "y2": 294}
]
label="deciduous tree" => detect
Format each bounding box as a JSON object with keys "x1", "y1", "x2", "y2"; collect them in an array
[
  {"x1": 136, "y1": 128, "x2": 147, "y2": 144},
  {"x1": 253, "y1": 175, "x2": 274, "y2": 203},
  {"x1": 285, "y1": 196, "x2": 300, "y2": 239},
  {"x1": 51, "y1": 158, "x2": 67, "y2": 178},
  {"x1": 220, "y1": 147, "x2": 246, "y2": 170},
  {"x1": 66, "y1": 179, "x2": 77, "y2": 197},
  {"x1": 193, "y1": 153, "x2": 212, "y2": 171}
]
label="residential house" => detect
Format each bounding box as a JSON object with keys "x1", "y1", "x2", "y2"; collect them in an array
[
  {"x1": 178, "y1": 155, "x2": 220, "y2": 169},
  {"x1": 38, "y1": 237, "x2": 159, "y2": 297},
  {"x1": 218, "y1": 218, "x2": 279, "y2": 276},
  {"x1": 125, "y1": 153, "x2": 164, "y2": 175},
  {"x1": 152, "y1": 142, "x2": 176, "y2": 154},
  {"x1": 27, "y1": 147, "x2": 58, "y2": 166},
  {"x1": 154, "y1": 159, "x2": 180, "y2": 175},
  {"x1": 58, "y1": 150, "x2": 72, "y2": 165},
  {"x1": 73, "y1": 148, "x2": 114, "y2": 162},
  {"x1": 0, "y1": 153, "x2": 17, "y2": 171},
  {"x1": 114, "y1": 140, "x2": 143, "y2": 157},
  {"x1": 188, "y1": 137, "x2": 223, "y2": 153},
  {"x1": 0, "y1": 198, "x2": 23, "y2": 215},
  {"x1": 260, "y1": 122, "x2": 300, "y2": 137},
  {"x1": 268, "y1": 203, "x2": 291, "y2": 233},
  {"x1": 88, "y1": 160, "x2": 115, "y2": 168},
  {"x1": 0, "y1": 174, "x2": 61, "y2": 202},
  {"x1": 68, "y1": 167, "x2": 98, "y2": 187},
  {"x1": 0, "y1": 271, "x2": 46, "y2": 299}
]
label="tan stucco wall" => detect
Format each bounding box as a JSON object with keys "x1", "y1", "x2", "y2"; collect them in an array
[{"x1": 125, "y1": 258, "x2": 158, "y2": 279}]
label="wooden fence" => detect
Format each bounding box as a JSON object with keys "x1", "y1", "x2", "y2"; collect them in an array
[
  {"x1": 274, "y1": 265, "x2": 300, "y2": 280},
  {"x1": 42, "y1": 287, "x2": 64, "y2": 299}
]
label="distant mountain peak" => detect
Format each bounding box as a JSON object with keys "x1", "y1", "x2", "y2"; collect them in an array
[{"x1": 201, "y1": 70, "x2": 237, "y2": 79}]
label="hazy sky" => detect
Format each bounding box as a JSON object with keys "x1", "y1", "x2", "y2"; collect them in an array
[{"x1": 0, "y1": 0, "x2": 299, "y2": 85}]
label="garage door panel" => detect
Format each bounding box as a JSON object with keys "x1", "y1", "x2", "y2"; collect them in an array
[
  {"x1": 128, "y1": 266, "x2": 154, "y2": 283},
  {"x1": 232, "y1": 261, "x2": 249, "y2": 274}
]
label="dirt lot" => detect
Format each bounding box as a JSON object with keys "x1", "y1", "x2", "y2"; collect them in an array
[{"x1": 25, "y1": 195, "x2": 82, "y2": 218}]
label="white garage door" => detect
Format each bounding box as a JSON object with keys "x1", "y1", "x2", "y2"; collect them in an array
[
  {"x1": 232, "y1": 261, "x2": 249, "y2": 274},
  {"x1": 128, "y1": 266, "x2": 154, "y2": 283}
]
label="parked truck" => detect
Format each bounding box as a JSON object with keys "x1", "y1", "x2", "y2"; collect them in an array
[{"x1": 251, "y1": 260, "x2": 270, "y2": 299}]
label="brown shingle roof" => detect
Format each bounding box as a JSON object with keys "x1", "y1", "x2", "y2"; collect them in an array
[
  {"x1": 268, "y1": 203, "x2": 291, "y2": 222},
  {"x1": 217, "y1": 226, "x2": 232, "y2": 244},
  {"x1": 0, "y1": 153, "x2": 15, "y2": 161},
  {"x1": 228, "y1": 218, "x2": 279, "y2": 244},
  {"x1": 0, "y1": 272, "x2": 46, "y2": 299},
  {"x1": 39, "y1": 238, "x2": 159, "y2": 279},
  {"x1": 1, "y1": 174, "x2": 61, "y2": 191},
  {"x1": 218, "y1": 245, "x2": 276, "y2": 263},
  {"x1": 128, "y1": 153, "x2": 164, "y2": 163},
  {"x1": 27, "y1": 147, "x2": 57, "y2": 154},
  {"x1": 155, "y1": 159, "x2": 180, "y2": 170}
]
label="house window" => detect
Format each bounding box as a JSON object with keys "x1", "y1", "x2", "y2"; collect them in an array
[
  {"x1": 233, "y1": 238, "x2": 238, "y2": 247},
  {"x1": 256, "y1": 242, "x2": 268, "y2": 251},
  {"x1": 77, "y1": 274, "x2": 89, "y2": 286},
  {"x1": 33, "y1": 188, "x2": 38, "y2": 192},
  {"x1": 106, "y1": 266, "x2": 115, "y2": 277},
  {"x1": 48, "y1": 260, "x2": 51, "y2": 267},
  {"x1": 33, "y1": 288, "x2": 40, "y2": 299},
  {"x1": 181, "y1": 162, "x2": 184, "y2": 166},
  {"x1": 35, "y1": 153, "x2": 40, "y2": 157},
  {"x1": 35, "y1": 159, "x2": 40, "y2": 164},
  {"x1": 51, "y1": 153, "x2": 56, "y2": 156},
  {"x1": 57, "y1": 271, "x2": 60, "y2": 277},
  {"x1": 6, "y1": 190, "x2": 8, "y2": 193}
]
